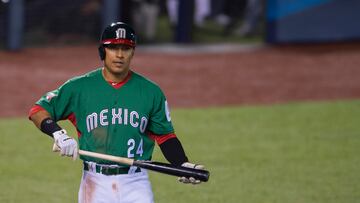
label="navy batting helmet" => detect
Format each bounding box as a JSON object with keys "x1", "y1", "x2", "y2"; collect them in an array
[{"x1": 98, "y1": 22, "x2": 137, "y2": 60}]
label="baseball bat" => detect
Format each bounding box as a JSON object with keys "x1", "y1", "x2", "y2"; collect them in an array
[{"x1": 78, "y1": 150, "x2": 210, "y2": 182}]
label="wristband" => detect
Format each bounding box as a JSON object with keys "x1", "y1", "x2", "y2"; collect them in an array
[{"x1": 40, "y1": 117, "x2": 62, "y2": 138}]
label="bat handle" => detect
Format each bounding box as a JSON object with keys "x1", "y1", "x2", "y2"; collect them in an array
[{"x1": 135, "y1": 161, "x2": 210, "y2": 182}]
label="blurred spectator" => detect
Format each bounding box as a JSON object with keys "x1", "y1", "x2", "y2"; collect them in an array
[
  {"x1": 132, "y1": 0, "x2": 160, "y2": 43},
  {"x1": 206, "y1": 0, "x2": 263, "y2": 37},
  {"x1": 203, "y1": 0, "x2": 247, "y2": 34},
  {"x1": 233, "y1": 0, "x2": 264, "y2": 37},
  {"x1": 166, "y1": 0, "x2": 177, "y2": 26},
  {"x1": 194, "y1": 0, "x2": 211, "y2": 27},
  {"x1": 221, "y1": 0, "x2": 247, "y2": 35},
  {"x1": 207, "y1": 0, "x2": 229, "y2": 26},
  {"x1": 24, "y1": 0, "x2": 101, "y2": 42},
  {"x1": 166, "y1": 0, "x2": 211, "y2": 27}
]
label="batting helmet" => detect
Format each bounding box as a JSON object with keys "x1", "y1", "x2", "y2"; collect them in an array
[{"x1": 98, "y1": 22, "x2": 137, "y2": 60}]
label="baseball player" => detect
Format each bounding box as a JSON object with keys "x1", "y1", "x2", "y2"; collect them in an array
[{"x1": 29, "y1": 22, "x2": 205, "y2": 203}]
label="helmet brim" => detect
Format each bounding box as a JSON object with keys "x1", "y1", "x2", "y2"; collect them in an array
[{"x1": 102, "y1": 39, "x2": 136, "y2": 47}]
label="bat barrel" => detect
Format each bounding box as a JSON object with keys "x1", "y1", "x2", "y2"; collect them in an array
[{"x1": 134, "y1": 161, "x2": 210, "y2": 182}]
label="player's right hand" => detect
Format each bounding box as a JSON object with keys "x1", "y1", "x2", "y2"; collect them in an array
[{"x1": 52, "y1": 129, "x2": 78, "y2": 160}]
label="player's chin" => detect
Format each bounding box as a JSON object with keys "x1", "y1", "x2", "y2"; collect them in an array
[
  {"x1": 110, "y1": 64, "x2": 125, "y2": 71},
  {"x1": 112, "y1": 62, "x2": 124, "y2": 68},
  {"x1": 109, "y1": 66, "x2": 128, "y2": 75}
]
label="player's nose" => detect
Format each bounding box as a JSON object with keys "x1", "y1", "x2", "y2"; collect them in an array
[{"x1": 115, "y1": 49, "x2": 124, "y2": 58}]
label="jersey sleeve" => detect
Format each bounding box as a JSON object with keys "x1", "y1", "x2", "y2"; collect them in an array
[
  {"x1": 147, "y1": 88, "x2": 174, "y2": 135},
  {"x1": 35, "y1": 80, "x2": 74, "y2": 121}
]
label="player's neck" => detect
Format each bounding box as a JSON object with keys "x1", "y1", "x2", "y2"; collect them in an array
[{"x1": 102, "y1": 68, "x2": 130, "y2": 83}]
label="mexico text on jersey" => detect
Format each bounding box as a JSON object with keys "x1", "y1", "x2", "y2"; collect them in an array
[{"x1": 86, "y1": 108, "x2": 148, "y2": 133}]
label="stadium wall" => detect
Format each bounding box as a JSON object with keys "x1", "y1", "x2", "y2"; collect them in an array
[{"x1": 266, "y1": 0, "x2": 360, "y2": 43}]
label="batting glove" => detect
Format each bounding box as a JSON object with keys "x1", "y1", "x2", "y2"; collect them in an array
[
  {"x1": 178, "y1": 162, "x2": 205, "y2": 185},
  {"x1": 52, "y1": 129, "x2": 78, "y2": 160}
]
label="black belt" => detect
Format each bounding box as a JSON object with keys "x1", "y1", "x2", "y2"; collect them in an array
[{"x1": 83, "y1": 162, "x2": 141, "y2": 175}]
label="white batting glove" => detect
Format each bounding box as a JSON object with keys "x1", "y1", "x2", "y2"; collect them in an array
[
  {"x1": 178, "y1": 162, "x2": 205, "y2": 185},
  {"x1": 52, "y1": 129, "x2": 78, "y2": 160}
]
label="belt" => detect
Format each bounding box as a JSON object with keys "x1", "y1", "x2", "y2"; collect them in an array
[{"x1": 83, "y1": 162, "x2": 141, "y2": 176}]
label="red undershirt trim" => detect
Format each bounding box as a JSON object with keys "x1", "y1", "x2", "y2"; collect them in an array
[
  {"x1": 147, "y1": 132, "x2": 177, "y2": 145},
  {"x1": 103, "y1": 69, "x2": 132, "y2": 89},
  {"x1": 28, "y1": 105, "x2": 45, "y2": 120},
  {"x1": 66, "y1": 113, "x2": 82, "y2": 138}
]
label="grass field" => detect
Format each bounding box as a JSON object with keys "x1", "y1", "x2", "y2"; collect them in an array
[{"x1": 1, "y1": 100, "x2": 359, "y2": 203}]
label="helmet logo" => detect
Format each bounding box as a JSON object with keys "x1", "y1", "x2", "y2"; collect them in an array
[{"x1": 116, "y1": 28, "x2": 126, "y2": 39}]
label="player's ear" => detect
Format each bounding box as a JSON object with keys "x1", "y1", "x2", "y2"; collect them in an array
[
  {"x1": 130, "y1": 47, "x2": 135, "y2": 57},
  {"x1": 98, "y1": 45, "x2": 105, "y2": 60}
]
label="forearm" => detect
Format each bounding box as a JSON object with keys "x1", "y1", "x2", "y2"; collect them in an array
[
  {"x1": 30, "y1": 110, "x2": 61, "y2": 138},
  {"x1": 30, "y1": 109, "x2": 78, "y2": 159},
  {"x1": 159, "y1": 137, "x2": 188, "y2": 166},
  {"x1": 30, "y1": 109, "x2": 51, "y2": 129}
]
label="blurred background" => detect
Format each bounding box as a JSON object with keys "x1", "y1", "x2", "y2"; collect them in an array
[
  {"x1": 1, "y1": 0, "x2": 360, "y2": 50},
  {"x1": 0, "y1": 0, "x2": 265, "y2": 49}
]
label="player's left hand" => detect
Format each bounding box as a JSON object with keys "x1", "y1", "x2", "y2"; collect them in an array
[{"x1": 178, "y1": 162, "x2": 205, "y2": 185}]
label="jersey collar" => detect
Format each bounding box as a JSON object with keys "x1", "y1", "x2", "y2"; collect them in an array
[{"x1": 102, "y1": 68, "x2": 132, "y2": 89}]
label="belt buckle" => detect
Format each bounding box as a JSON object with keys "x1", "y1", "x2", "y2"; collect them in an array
[{"x1": 97, "y1": 164, "x2": 134, "y2": 175}]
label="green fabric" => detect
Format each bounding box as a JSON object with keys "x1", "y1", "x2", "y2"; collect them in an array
[{"x1": 36, "y1": 68, "x2": 174, "y2": 165}]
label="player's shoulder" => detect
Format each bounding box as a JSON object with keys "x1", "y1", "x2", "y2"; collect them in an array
[
  {"x1": 131, "y1": 71, "x2": 162, "y2": 91},
  {"x1": 71, "y1": 68, "x2": 100, "y2": 81},
  {"x1": 57, "y1": 68, "x2": 101, "y2": 92},
  {"x1": 63, "y1": 68, "x2": 101, "y2": 85}
]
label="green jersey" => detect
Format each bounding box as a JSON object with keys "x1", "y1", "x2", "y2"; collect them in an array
[{"x1": 36, "y1": 68, "x2": 174, "y2": 165}]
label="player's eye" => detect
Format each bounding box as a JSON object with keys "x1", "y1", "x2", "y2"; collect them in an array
[
  {"x1": 106, "y1": 44, "x2": 119, "y2": 50},
  {"x1": 121, "y1": 46, "x2": 132, "y2": 51}
]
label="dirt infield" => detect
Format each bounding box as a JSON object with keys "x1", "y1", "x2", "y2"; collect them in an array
[{"x1": 1, "y1": 42, "x2": 360, "y2": 117}]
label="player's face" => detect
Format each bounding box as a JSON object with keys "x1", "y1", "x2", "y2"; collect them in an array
[{"x1": 104, "y1": 44, "x2": 134, "y2": 79}]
